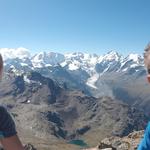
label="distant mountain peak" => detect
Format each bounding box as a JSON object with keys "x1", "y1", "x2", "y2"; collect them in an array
[
  {"x1": 31, "y1": 52, "x2": 65, "y2": 68},
  {"x1": 103, "y1": 51, "x2": 121, "y2": 61},
  {"x1": 127, "y1": 53, "x2": 142, "y2": 63}
]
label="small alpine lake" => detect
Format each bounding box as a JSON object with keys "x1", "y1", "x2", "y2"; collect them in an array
[{"x1": 68, "y1": 139, "x2": 88, "y2": 147}]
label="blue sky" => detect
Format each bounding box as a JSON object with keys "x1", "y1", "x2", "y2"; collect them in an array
[{"x1": 0, "y1": 0, "x2": 149, "y2": 55}]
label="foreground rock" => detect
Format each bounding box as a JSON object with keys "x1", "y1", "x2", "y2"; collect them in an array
[
  {"x1": 83, "y1": 130, "x2": 144, "y2": 150},
  {"x1": 24, "y1": 143, "x2": 37, "y2": 150}
]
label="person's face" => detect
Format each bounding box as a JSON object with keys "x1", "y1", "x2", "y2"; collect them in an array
[
  {"x1": 147, "y1": 69, "x2": 150, "y2": 83},
  {"x1": 144, "y1": 53, "x2": 150, "y2": 83}
]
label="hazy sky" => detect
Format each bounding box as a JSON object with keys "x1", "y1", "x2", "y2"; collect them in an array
[{"x1": 0, "y1": 0, "x2": 149, "y2": 55}]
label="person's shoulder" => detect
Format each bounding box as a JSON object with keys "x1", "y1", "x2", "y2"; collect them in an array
[
  {"x1": 145, "y1": 122, "x2": 150, "y2": 134},
  {"x1": 0, "y1": 106, "x2": 7, "y2": 114},
  {"x1": 147, "y1": 122, "x2": 150, "y2": 127}
]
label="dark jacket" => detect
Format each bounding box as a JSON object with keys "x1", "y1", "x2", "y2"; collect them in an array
[{"x1": 0, "y1": 106, "x2": 17, "y2": 138}]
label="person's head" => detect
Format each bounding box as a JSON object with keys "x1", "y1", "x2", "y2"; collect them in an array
[
  {"x1": 144, "y1": 44, "x2": 150, "y2": 82},
  {"x1": 0, "y1": 54, "x2": 3, "y2": 79}
]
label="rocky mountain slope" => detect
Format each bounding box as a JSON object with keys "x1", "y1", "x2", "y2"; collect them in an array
[{"x1": 0, "y1": 71, "x2": 148, "y2": 149}]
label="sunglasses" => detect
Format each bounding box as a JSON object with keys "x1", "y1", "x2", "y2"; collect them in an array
[{"x1": 148, "y1": 69, "x2": 150, "y2": 74}]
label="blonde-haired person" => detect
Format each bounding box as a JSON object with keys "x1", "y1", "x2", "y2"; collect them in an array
[
  {"x1": 138, "y1": 44, "x2": 150, "y2": 150},
  {"x1": 0, "y1": 54, "x2": 24, "y2": 150}
]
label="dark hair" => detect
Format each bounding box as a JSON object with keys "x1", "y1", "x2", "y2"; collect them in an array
[{"x1": 0, "y1": 54, "x2": 3, "y2": 75}]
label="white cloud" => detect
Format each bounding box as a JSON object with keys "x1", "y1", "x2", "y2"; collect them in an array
[{"x1": 0, "y1": 47, "x2": 31, "y2": 60}]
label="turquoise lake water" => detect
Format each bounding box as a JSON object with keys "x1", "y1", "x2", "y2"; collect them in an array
[{"x1": 68, "y1": 139, "x2": 88, "y2": 147}]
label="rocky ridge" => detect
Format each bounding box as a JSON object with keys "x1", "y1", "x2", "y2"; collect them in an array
[
  {"x1": 0, "y1": 71, "x2": 148, "y2": 150},
  {"x1": 83, "y1": 130, "x2": 144, "y2": 150}
]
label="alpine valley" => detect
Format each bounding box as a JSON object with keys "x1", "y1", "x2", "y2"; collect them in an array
[{"x1": 0, "y1": 48, "x2": 149, "y2": 150}]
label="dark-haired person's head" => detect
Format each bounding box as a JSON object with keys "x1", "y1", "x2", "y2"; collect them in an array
[{"x1": 0, "y1": 54, "x2": 3, "y2": 79}]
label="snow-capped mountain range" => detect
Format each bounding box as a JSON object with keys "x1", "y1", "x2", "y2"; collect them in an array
[
  {"x1": 2, "y1": 47, "x2": 150, "y2": 115},
  {"x1": 0, "y1": 47, "x2": 145, "y2": 90}
]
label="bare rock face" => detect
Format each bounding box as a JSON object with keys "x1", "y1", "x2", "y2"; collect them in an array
[
  {"x1": 83, "y1": 130, "x2": 144, "y2": 150},
  {"x1": 24, "y1": 143, "x2": 37, "y2": 150},
  {"x1": 100, "y1": 130, "x2": 144, "y2": 150}
]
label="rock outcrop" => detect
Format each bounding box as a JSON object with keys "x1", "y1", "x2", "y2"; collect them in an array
[
  {"x1": 83, "y1": 130, "x2": 144, "y2": 150},
  {"x1": 24, "y1": 143, "x2": 37, "y2": 150}
]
